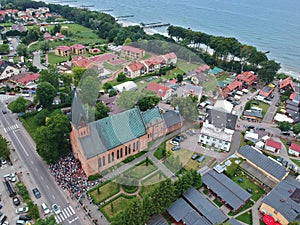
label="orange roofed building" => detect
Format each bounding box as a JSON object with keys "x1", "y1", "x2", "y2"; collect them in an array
[
  {"x1": 280, "y1": 77, "x2": 295, "y2": 92},
  {"x1": 121, "y1": 46, "x2": 145, "y2": 59},
  {"x1": 123, "y1": 61, "x2": 146, "y2": 78},
  {"x1": 236, "y1": 71, "x2": 257, "y2": 88},
  {"x1": 70, "y1": 44, "x2": 86, "y2": 55},
  {"x1": 55, "y1": 46, "x2": 71, "y2": 57},
  {"x1": 146, "y1": 82, "x2": 173, "y2": 100},
  {"x1": 222, "y1": 80, "x2": 242, "y2": 97}
]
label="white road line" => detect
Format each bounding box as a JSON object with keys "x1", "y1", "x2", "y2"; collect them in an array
[
  {"x1": 64, "y1": 208, "x2": 70, "y2": 217},
  {"x1": 69, "y1": 206, "x2": 75, "y2": 214},
  {"x1": 55, "y1": 215, "x2": 62, "y2": 223},
  {"x1": 46, "y1": 185, "x2": 49, "y2": 189},
  {"x1": 52, "y1": 194, "x2": 55, "y2": 199},
  {"x1": 69, "y1": 217, "x2": 79, "y2": 224},
  {"x1": 3, "y1": 128, "x2": 6, "y2": 133},
  {"x1": 40, "y1": 176, "x2": 44, "y2": 180},
  {"x1": 61, "y1": 210, "x2": 67, "y2": 219},
  {"x1": 66, "y1": 206, "x2": 73, "y2": 215},
  {"x1": 12, "y1": 130, "x2": 29, "y2": 156}
]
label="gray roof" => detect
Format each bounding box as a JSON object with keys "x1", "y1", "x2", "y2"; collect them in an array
[
  {"x1": 71, "y1": 92, "x2": 88, "y2": 128},
  {"x1": 147, "y1": 214, "x2": 168, "y2": 225},
  {"x1": 262, "y1": 176, "x2": 300, "y2": 223},
  {"x1": 182, "y1": 210, "x2": 211, "y2": 225},
  {"x1": 286, "y1": 100, "x2": 299, "y2": 106},
  {"x1": 243, "y1": 110, "x2": 263, "y2": 119},
  {"x1": 183, "y1": 187, "x2": 227, "y2": 224},
  {"x1": 162, "y1": 111, "x2": 182, "y2": 128},
  {"x1": 228, "y1": 218, "x2": 242, "y2": 225},
  {"x1": 238, "y1": 145, "x2": 288, "y2": 180},
  {"x1": 206, "y1": 109, "x2": 238, "y2": 130},
  {"x1": 286, "y1": 104, "x2": 299, "y2": 112},
  {"x1": 294, "y1": 93, "x2": 300, "y2": 102},
  {"x1": 260, "y1": 85, "x2": 273, "y2": 94},
  {"x1": 167, "y1": 198, "x2": 193, "y2": 222},
  {"x1": 202, "y1": 170, "x2": 251, "y2": 211}
]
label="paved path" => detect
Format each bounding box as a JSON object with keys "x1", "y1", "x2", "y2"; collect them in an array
[
  {"x1": 33, "y1": 51, "x2": 47, "y2": 70},
  {"x1": 251, "y1": 197, "x2": 264, "y2": 225},
  {"x1": 263, "y1": 87, "x2": 280, "y2": 123}
]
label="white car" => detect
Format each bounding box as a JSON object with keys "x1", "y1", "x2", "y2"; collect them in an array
[
  {"x1": 16, "y1": 207, "x2": 29, "y2": 214},
  {"x1": 52, "y1": 204, "x2": 61, "y2": 214},
  {"x1": 169, "y1": 140, "x2": 179, "y2": 146}
]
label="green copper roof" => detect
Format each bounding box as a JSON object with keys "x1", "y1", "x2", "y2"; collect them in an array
[{"x1": 141, "y1": 107, "x2": 163, "y2": 125}]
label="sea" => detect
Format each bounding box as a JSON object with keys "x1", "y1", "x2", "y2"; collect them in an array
[{"x1": 43, "y1": 0, "x2": 300, "y2": 77}]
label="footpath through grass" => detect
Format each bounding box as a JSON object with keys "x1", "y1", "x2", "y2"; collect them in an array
[{"x1": 88, "y1": 180, "x2": 120, "y2": 204}]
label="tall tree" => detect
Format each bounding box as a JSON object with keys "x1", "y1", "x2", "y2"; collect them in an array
[
  {"x1": 16, "y1": 43, "x2": 29, "y2": 57},
  {"x1": 40, "y1": 41, "x2": 50, "y2": 53},
  {"x1": 258, "y1": 60, "x2": 281, "y2": 84},
  {"x1": 95, "y1": 101, "x2": 110, "y2": 120},
  {"x1": 39, "y1": 67, "x2": 59, "y2": 88},
  {"x1": 137, "y1": 96, "x2": 160, "y2": 111},
  {"x1": 36, "y1": 82, "x2": 57, "y2": 108},
  {"x1": 0, "y1": 134, "x2": 10, "y2": 160},
  {"x1": 8, "y1": 96, "x2": 28, "y2": 113},
  {"x1": 278, "y1": 121, "x2": 292, "y2": 132},
  {"x1": 79, "y1": 69, "x2": 101, "y2": 106},
  {"x1": 239, "y1": 45, "x2": 256, "y2": 72},
  {"x1": 170, "y1": 97, "x2": 198, "y2": 121},
  {"x1": 72, "y1": 66, "x2": 86, "y2": 87}
]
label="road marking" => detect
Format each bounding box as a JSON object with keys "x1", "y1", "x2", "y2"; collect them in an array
[
  {"x1": 69, "y1": 206, "x2": 75, "y2": 214},
  {"x1": 61, "y1": 209, "x2": 67, "y2": 219},
  {"x1": 40, "y1": 176, "x2": 44, "y2": 180},
  {"x1": 46, "y1": 185, "x2": 49, "y2": 189},
  {"x1": 69, "y1": 217, "x2": 79, "y2": 224},
  {"x1": 64, "y1": 208, "x2": 70, "y2": 217},
  {"x1": 66, "y1": 206, "x2": 74, "y2": 215},
  {"x1": 55, "y1": 215, "x2": 62, "y2": 223},
  {"x1": 3, "y1": 128, "x2": 6, "y2": 133},
  {"x1": 12, "y1": 130, "x2": 29, "y2": 156},
  {"x1": 52, "y1": 194, "x2": 56, "y2": 199}
]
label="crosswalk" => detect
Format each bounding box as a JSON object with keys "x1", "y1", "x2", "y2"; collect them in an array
[
  {"x1": 4, "y1": 124, "x2": 19, "y2": 133},
  {"x1": 0, "y1": 95, "x2": 10, "y2": 101},
  {"x1": 55, "y1": 205, "x2": 78, "y2": 224}
]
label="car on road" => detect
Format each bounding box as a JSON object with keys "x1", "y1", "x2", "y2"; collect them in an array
[
  {"x1": 172, "y1": 137, "x2": 181, "y2": 143},
  {"x1": 16, "y1": 220, "x2": 26, "y2": 225},
  {"x1": 171, "y1": 146, "x2": 181, "y2": 151},
  {"x1": 0, "y1": 215, "x2": 7, "y2": 224},
  {"x1": 52, "y1": 204, "x2": 61, "y2": 215},
  {"x1": 13, "y1": 197, "x2": 21, "y2": 206},
  {"x1": 169, "y1": 140, "x2": 179, "y2": 146},
  {"x1": 2, "y1": 109, "x2": 7, "y2": 114},
  {"x1": 180, "y1": 134, "x2": 188, "y2": 139},
  {"x1": 275, "y1": 102, "x2": 280, "y2": 107},
  {"x1": 0, "y1": 204, "x2": 2, "y2": 209},
  {"x1": 247, "y1": 125, "x2": 255, "y2": 129},
  {"x1": 257, "y1": 127, "x2": 266, "y2": 131},
  {"x1": 41, "y1": 203, "x2": 50, "y2": 215},
  {"x1": 282, "y1": 131, "x2": 290, "y2": 136},
  {"x1": 0, "y1": 212, "x2": 3, "y2": 217},
  {"x1": 19, "y1": 215, "x2": 32, "y2": 221},
  {"x1": 32, "y1": 188, "x2": 41, "y2": 199},
  {"x1": 191, "y1": 154, "x2": 199, "y2": 160},
  {"x1": 16, "y1": 207, "x2": 29, "y2": 214}
]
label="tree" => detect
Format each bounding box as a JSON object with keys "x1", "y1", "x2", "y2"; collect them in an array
[
  {"x1": 239, "y1": 45, "x2": 256, "y2": 72},
  {"x1": 36, "y1": 82, "x2": 57, "y2": 108},
  {"x1": 123, "y1": 37, "x2": 132, "y2": 45},
  {"x1": 102, "y1": 82, "x2": 113, "y2": 92},
  {"x1": 108, "y1": 89, "x2": 117, "y2": 97},
  {"x1": 8, "y1": 97, "x2": 28, "y2": 113},
  {"x1": 244, "y1": 102, "x2": 251, "y2": 111},
  {"x1": 170, "y1": 97, "x2": 198, "y2": 121},
  {"x1": 79, "y1": 70, "x2": 101, "y2": 106},
  {"x1": 293, "y1": 123, "x2": 300, "y2": 134},
  {"x1": 0, "y1": 135, "x2": 10, "y2": 160},
  {"x1": 278, "y1": 121, "x2": 292, "y2": 132},
  {"x1": 53, "y1": 24, "x2": 61, "y2": 34},
  {"x1": 258, "y1": 60, "x2": 281, "y2": 84},
  {"x1": 16, "y1": 43, "x2": 29, "y2": 57},
  {"x1": 35, "y1": 109, "x2": 50, "y2": 126},
  {"x1": 36, "y1": 113, "x2": 71, "y2": 163},
  {"x1": 137, "y1": 96, "x2": 160, "y2": 111},
  {"x1": 40, "y1": 41, "x2": 50, "y2": 53},
  {"x1": 38, "y1": 68, "x2": 59, "y2": 88},
  {"x1": 289, "y1": 221, "x2": 300, "y2": 225},
  {"x1": 176, "y1": 74, "x2": 183, "y2": 83},
  {"x1": 95, "y1": 101, "x2": 110, "y2": 120},
  {"x1": 117, "y1": 72, "x2": 127, "y2": 82},
  {"x1": 72, "y1": 66, "x2": 86, "y2": 86},
  {"x1": 0, "y1": 44, "x2": 9, "y2": 54},
  {"x1": 34, "y1": 215, "x2": 57, "y2": 225}
]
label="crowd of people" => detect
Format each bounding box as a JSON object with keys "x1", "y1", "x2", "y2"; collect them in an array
[{"x1": 49, "y1": 153, "x2": 102, "y2": 198}]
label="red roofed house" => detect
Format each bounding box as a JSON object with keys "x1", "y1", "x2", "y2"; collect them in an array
[
  {"x1": 71, "y1": 44, "x2": 86, "y2": 55},
  {"x1": 142, "y1": 55, "x2": 165, "y2": 73},
  {"x1": 259, "y1": 85, "x2": 274, "y2": 98},
  {"x1": 280, "y1": 77, "x2": 295, "y2": 92},
  {"x1": 71, "y1": 56, "x2": 103, "y2": 73},
  {"x1": 124, "y1": 61, "x2": 146, "y2": 78},
  {"x1": 11, "y1": 72, "x2": 40, "y2": 85},
  {"x1": 162, "y1": 52, "x2": 177, "y2": 65},
  {"x1": 236, "y1": 71, "x2": 257, "y2": 88},
  {"x1": 121, "y1": 46, "x2": 145, "y2": 59},
  {"x1": 43, "y1": 32, "x2": 53, "y2": 41},
  {"x1": 146, "y1": 82, "x2": 173, "y2": 100},
  {"x1": 222, "y1": 80, "x2": 242, "y2": 97},
  {"x1": 265, "y1": 139, "x2": 282, "y2": 153},
  {"x1": 289, "y1": 143, "x2": 300, "y2": 157},
  {"x1": 55, "y1": 46, "x2": 71, "y2": 57}
]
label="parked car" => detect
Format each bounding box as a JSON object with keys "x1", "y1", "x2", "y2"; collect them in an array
[
  {"x1": 16, "y1": 207, "x2": 29, "y2": 214},
  {"x1": 3, "y1": 173, "x2": 16, "y2": 182},
  {"x1": 197, "y1": 156, "x2": 206, "y2": 163},
  {"x1": 13, "y1": 197, "x2": 20, "y2": 206},
  {"x1": 282, "y1": 160, "x2": 288, "y2": 167},
  {"x1": 169, "y1": 140, "x2": 179, "y2": 146},
  {"x1": 282, "y1": 131, "x2": 290, "y2": 136},
  {"x1": 252, "y1": 101, "x2": 259, "y2": 105},
  {"x1": 2, "y1": 109, "x2": 7, "y2": 114},
  {"x1": 277, "y1": 157, "x2": 284, "y2": 163},
  {"x1": 19, "y1": 215, "x2": 32, "y2": 221},
  {"x1": 191, "y1": 154, "x2": 199, "y2": 160},
  {"x1": 275, "y1": 102, "x2": 280, "y2": 107},
  {"x1": 0, "y1": 215, "x2": 7, "y2": 224},
  {"x1": 32, "y1": 188, "x2": 41, "y2": 199},
  {"x1": 286, "y1": 141, "x2": 292, "y2": 146},
  {"x1": 180, "y1": 134, "x2": 188, "y2": 139},
  {"x1": 257, "y1": 127, "x2": 266, "y2": 131},
  {"x1": 247, "y1": 125, "x2": 255, "y2": 129},
  {"x1": 52, "y1": 204, "x2": 61, "y2": 215},
  {"x1": 171, "y1": 146, "x2": 181, "y2": 151},
  {"x1": 247, "y1": 188, "x2": 252, "y2": 193},
  {"x1": 172, "y1": 137, "x2": 181, "y2": 143}
]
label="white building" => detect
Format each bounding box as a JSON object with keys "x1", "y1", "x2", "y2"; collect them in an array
[{"x1": 113, "y1": 81, "x2": 138, "y2": 93}]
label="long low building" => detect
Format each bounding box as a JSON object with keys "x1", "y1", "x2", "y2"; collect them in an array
[{"x1": 202, "y1": 170, "x2": 251, "y2": 212}]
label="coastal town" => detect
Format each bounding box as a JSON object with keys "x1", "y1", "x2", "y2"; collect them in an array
[{"x1": 0, "y1": 1, "x2": 299, "y2": 225}]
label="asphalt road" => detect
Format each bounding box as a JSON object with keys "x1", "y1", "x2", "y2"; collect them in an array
[
  {"x1": 33, "y1": 51, "x2": 47, "y2": 70},
  {"x1": 0, "y1": 101, "x2": 83, "y2": 225}
]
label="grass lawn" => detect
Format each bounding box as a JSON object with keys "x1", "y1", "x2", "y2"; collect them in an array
[
  {"x1": 213, "y1": 198, "x2": 223, "y2": 207},
  {"x1": 47, "y1": 52, "x2": 68, "y2": 64},
  {"x1": 177, "y1": 59, "x2": 199, "y2": 72},
  {"x1": 217, "y1": 73, "x2": 230, "y2": 81},
  {"x1": 260, "y1": 220, "x2": 266, "y2": 225},
  {"x1": 163, "y1": 67, "x2": 184, "y2": 79},
  {"x1": 228, "y1": 200, "x2": 253, "y2": 216},
  {"x1": 89, "y1": 181, "x2": 120, "y2": 204},
  {"x1": 236, "y1": 211, "x2": 252, "y2": 224},
  {"x1": 232, "y1": 174, "x2": 265, "y2": 201},
  {"x1": 101, "y1": 195, "x2": 136, "y2": 220},
  {"x1": 154, "y1": 142, "x2": 166, "y2": 160},
  {"x1": 202, "y1": 75, "x2": 218, "y2": 93},
  {"x1": 249, "y1": 100, "x2": 270, "y2": 117},
  {"x1": 140, "y1": 171, "x2": 166, "y2": 198},
  {"x1": 124, "y1": 160, "x2": 157, "y2": 179},
  {"x1": 103, "y1": 61, "x2": 122, "y2": 72},
  {"x1": 240, "y1": 135, "x2": 248, "y2": 147},
  {"x1": 291, "y1": 158, "x2": 300, "y2": 167}
]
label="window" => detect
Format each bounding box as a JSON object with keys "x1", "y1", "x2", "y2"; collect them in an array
[
  {"x1": 125, "y1": 146, "x2": 128, "y2": 156},
  {"x1": 133, "y1": 142, "x2": 136, "y2": 152},
  {"x1": 111, "y1": 152, "x2": 114, "y2": 162},
  {"x1": 117, "y1": 150, "x2": 119, "y2": 159},
  {"x1": 136, "y1": 141, "x2": 139, "y2": 150},
  {"x1": 108, "y1": 154, "x2": 111, "y2": 164},
  {"x1": 102, "y1": 156, "x2": 105, "y2": 166},
  {"x1": 98, "y1": 158, "x2": 101, "y2": 168},
  {"x1": 128, "y1": 145, "x2": 131, "y2": 154},
  {"x1": 120, "y1": 148, "x2": 123, "y2": 158}
]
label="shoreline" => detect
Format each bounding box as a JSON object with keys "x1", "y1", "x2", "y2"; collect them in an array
[{"x1": 41, "y1": 0, "x2": 299, "y2": 78}]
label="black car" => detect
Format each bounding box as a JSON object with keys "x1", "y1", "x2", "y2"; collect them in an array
[
  {"x1": 32, "y1": 188, "x2": 41, "y2": 199},
  {"x1": 247, "y1": 188, "x2": 252, "y2": 194},
  {"x1": 19, "y1": 215, "x2": 32, "y2": 221},
  {"x1": 0, "y1": 215, "x2": 7, "y2": 224},
  {"x1": 282, "y1": 131, "x2": 290, "y2": 136},
  {"x1": 191, "y1": 154, "x2": 199, "y2": 160},
  {"x1": 282, "y1": 160, "x2": 288, "y2": 167},
  {"x1": 13, "y1": 196, "x2": 20, "y2": 206}
]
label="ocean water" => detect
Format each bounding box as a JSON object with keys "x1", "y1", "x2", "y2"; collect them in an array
[{"x1": 44, "y1": 0, "x2": 300, "y2": 77}]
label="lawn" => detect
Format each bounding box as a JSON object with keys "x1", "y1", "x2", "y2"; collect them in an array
[
  {"x1": 47, "y1": 52, "x2": 68, "y2": 64},
  {"x1": 249, "y1": 100, "x2": 270, "y2": 117},
  {"x1": 163, "y1": 67, "x2": 184, "y2": 79},
  {"x1": 103, "y1": 61, "x2": 122, "y2": 72},
  {"x1": 176, "y1": 59, "x2": 199, "y2": 72},
  {"x1": 291, "y1": 158, "x2": 300, "y2": 167},
  {"x1": 101, "y1": 195, "x2": 136, "y2": 220},
  {"x1": 154, "y1": 142, "x2": 166, "y2": 160},
  {"x1": 236, "y1": 211, "x2": 252, "y2": 224},
  {"x1": 123, "y1": 160, "x2": 157, "y2": 179},
  {"x1": 140, "y1": 171, "x2": 166, "y2": 198},
  {"x1": 89, "y1": 181, "x2": 120, "y2": 204},
  {"x1": 231, "y1": 174, "x2": 265, "y2": 201},
  {"x1": 213, "y1": 198, "x2": 223, "y2": 207},
  {"x1": 202, "y1": 74, "x2": 218, "y2": 93}
]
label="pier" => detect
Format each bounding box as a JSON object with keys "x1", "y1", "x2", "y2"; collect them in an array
[
  {"x1": 143, "y1": 23, "x2": 170, "y2": 28},
  {"x1": 116, "y1": 15, "x2": 134, "y2": 19},
  {"x1": 100, "y1": 9, "x2": 114, "y2": 12}
]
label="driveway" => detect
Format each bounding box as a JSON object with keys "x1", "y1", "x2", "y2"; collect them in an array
[{"x1": 33, "y1": 51, "x2": 47, "y2": 70}]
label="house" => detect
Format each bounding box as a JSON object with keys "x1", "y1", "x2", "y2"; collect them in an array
[
  {"x1": 70, "y1": 44, "x2": 86, "y2": 55},
  {"x1": 280, "y1": 77, "x2": 295, "y2": 92},
  {"x1": 242, "y1": 110, "x2": 263, "y2": 122},
  {"x1": 222, "y1": 80, "x2": 242, "y2": 97},
  {"x1": 289, "y1": 143, "x2": 300, "y2": 157},
  {"x1": 202, "y1": 170, "x2": 251, "y2": 212},
  {"x1": 146, "y1": 215, "x2": 168, "y2": 225},
  {"x1": 213, "y1": 100, "x2": 233, "y2": 113},
  {"x1": 177, "y1": 83, "x2": 202, "y2": 102},
  {"x1": 123, "y1": 61, "x2": 146, "y2": 78},
  {"x1": 244, "y1": 131, "x2": 259, "y2": 143},
  {"x1": 11, "y1": 23, "x2": 27, "y2": 33},
  {"x1": 196, "y1": 65, "x2": 210, "y2": 73},
  {"x1": 290, "y1": 92, "x2": 300, "y2": 103},
  {"x1": 199, "y1": 109, "x2": 237, "y2": 151},
  {"x1": 191, "y1": 72, "x2": 207, "y2": 85},
  {"x1": 43, "y1": 32, "x2": 53, "y2": 41},
  {"x1": 71, "y1": 56, "x2": 104, "y2": 73},
  {"x1": 208, "y1": 67, "x2": 223, "y2": 76},
  {"x1": 260, "y1": 176, "x2": 300, "y2": 225},
  {"x1": 236, "y1": 71, "x2": 257, "y2": 88},
  {"x1": 162, "y1": 52, "x2": 177, "y2": 66},
  {"x1": 0, "y1": 60, "x2": 20, "y2": 81},
  {"x1": 89, "y1": 48, "x2": 101, "y2": 54},
  {"x1": 142, "y1": 55, "x2": 165, "y2": 73},
  {"x1": 259, "y1": 84, "x2": 274, "y2": 98},
  {"x1": 113, "y1": 81, "x2": 138, "y2": 93},
  {"x1": 146, "y1": 82, "x2": 173, "y2": 100},
  {"x1": 264, "y1": 139, "x2": 282, "y2": 153},
  {"x1": 11, "y1": 72, "x2": 40, "y2": 85},
  {"x1": 121, "y1": 45, "x2": 145, "y2": 59},
  {"x1": 55, "y1": 46, "x2": 71, "y2": 57},
  {"x1": 162, "y1": 110, "x2": 183, "y2": 133}
]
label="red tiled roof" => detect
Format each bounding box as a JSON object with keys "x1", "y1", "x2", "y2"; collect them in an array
[
  {"x1": 170, "y1": 79, "x2": 177, "y2": 84},
  {"x1": 290, "y1": 92, "x2": 296, "y2": 100},
  {"x1": 71, "y1": 44, "x2": 85, "y2": 50},
  {"x1": 13, "y1": 72, "x2": 40, "y2": 85},
  {"x1": 162, "y1": 52, "x2": 177, "y2": 60},
  {"x1": 127, "y1": 62, "x2": 145, "y2": 72},
  {"x1": 225, "y1": 80, "x2": 242, "y2": 91},
  {"x1": 290, "y1": 143, "x2": 300, "y2": 153},
  {"x1": 280, "y1": 77, "x2": 295, "y2": 91},
  {"x1": 72, "y1": 56, "x2": 92, "y2": 68},
  {"x1": 122, "y1": 45, "x2": 144, "y2": 54},
  {"x1": 265, "y1": 139, "x2": 282, "y2": 149},
  {"x1": 236, "y1": 71, "x2": 257, "y2": 85},
  {"x1": 146, "y1": 82, "x2": 170, "y2": 98},
  {"x1": 196, "y1": 65, "x2": 210, "y2": 72},
  {"x1": 143, "y1": 55, "x2": 164, "y2": 66},
  {"x1": 89, "y1": 53, "x2": 116, "y2": 63},
  {"x1": 56, "y1": 46, "x2": 71, "y2": 51}
]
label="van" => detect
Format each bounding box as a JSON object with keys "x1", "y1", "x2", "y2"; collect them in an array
[{"x1": 41, "y1": 203, "x2": 50, "y2": 215}]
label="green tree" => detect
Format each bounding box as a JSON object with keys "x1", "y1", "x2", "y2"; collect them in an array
[
  {"x1": 36, "y1": 82, "x2": 57, "y2": 108},
  {"x1": 0, "y1": 135, "x2": 10, "y2": 160},
  {"x1": 8, "y1": 97, "x2": 28, "y2": 113},
  {"x1": 103, "y1": 82, "x2": 113, "y2": 92},
  {"x1": 239, "y1": 45, "x2": 256, "y2": 72},
  {"x1": 39, "y1": 68, "x2": 59, "y2": 88},
  {"x1": 137, "y1": 96, "x2": 160, "y2": 111},
  {"x1": 0, "y1": 44, "x2": 9, "y2": 54},
  {"x1": 117, "y1": 72, "x2": 127, "y2": 82},
  {"x1": 244, "y1": 102, "x2": 251, "y2": 110},
  {"x1": 293, "y1": 123, "x2": 300, "y2": 135},
  {"x1": 289, "y1": 221, "x2": 300, "y2": 225},
  {"x1": 79, "y1": 70, "x2": 101, "y2": 106},
  {"x1": 53, "y1": 24, "x2": 61, "y2": 34},
  {"x1": 258, "y1": 60, "x2": 281, "y2": 84},
  {"x1": 95, "y1": 101, "x2": 110, "y2": 120},
  {"x1": 278, "y1": 121, "x2": 292, "y2": 132},
  {"x1": 40, "y1": 41, "x2": 50, "y2": 53},
  {"x1": 35, "y1": 109, "x2": 50, "y2": 126},
  {"x1": 16, "y1": 43, "x2": 29, "y2": 57},
  {"x1": 34, "y1": 215, "x2": 58, "y2": 225},
  {"x1": 108, "y1": 89, "x2": 117, "y2": 97},
  {"x1": 72, "y1": 66, "x2": 86, "y2": 86},
  {"x1": 170, "y1": 97, "x2": 198, "y2": 121},
  {"x1": 123, "y1": 37, "x2": 132, "y2": 45},
  {"x1": 176, "y1": 74, "x2": 183, "y2": 82}
]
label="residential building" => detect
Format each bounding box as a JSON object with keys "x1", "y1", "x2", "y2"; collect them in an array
[
  {"x1": 213, "y1": 100, "x2": 233, "y2": 113},
  {"x1": 260, "y1": 176, "x2": 300, "y2": 225},
  {"x1": 123, "y1": 61, "x2": 146, "y2": 78},
  {"x1": 280, "y1": 77, "x2": 295, "y2": 92},
  {"x1": 191, "y1": 72, "x2": 207, "y2": 85},
  {"x1": 11, "y1": 72, "x2": 40, "y2": 85},
  {"x1": 289, "y1": 143, "x2": 300, "y2": 157},
  {"x1": 242, "y1": 109, "x2": 263, "y2": 122},
  {"x1": 142, "y1": 55, "x2": 165, "y2": 73},
  {"x1": 222, "y1": 80, "x2": 242, "y2": 97},
  {"x1": 162, "y1": 110, "x2": 183, "y2": 133},
  {"x1": 162, "y1": 52, "x2": 177, "y2": 66},
  {"x1": 55, "y1": 46, "x2": 71, "y2": 57},
  {"x1": 146, "y1": 82, "x2": 173, "y2": 100},
  {"x1": 259, "y1": 84, "x2": 274, "y2": 98},
  {"x1": 121, "y1": 45, "x2": 145, "y2": 59},
  {"x1": 71, "y1": 56, "x2": 104, "y2": 73},
  {"x1": 0, "y1": 60, "x2": 20, "y2": 81},
  {"x1": 208, "y1": 67, "x2": 223, "y2": 76},
  {"x1": 70, "y1": 44, "x2": 86, "y2": 55},
  {"x1": 177, "y1": 83, "x2": 202, "y2": 102},
  {"x1": 236, "y1": 71, "x2": 257, "y2": 88},
  {"x1": 264, "y1": 139, "x2": 282, "y2": 153},
  {"x1": 11, "y1": 23, "x2": 27, "y2": 32},
  {"x1": 202, "y1": 170, "x2": 251, "y2": 212}
]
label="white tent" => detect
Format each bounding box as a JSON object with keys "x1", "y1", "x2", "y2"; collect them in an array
[{"x1": 113, "y1": 81, "x2": 138, "y2": 93}]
